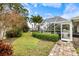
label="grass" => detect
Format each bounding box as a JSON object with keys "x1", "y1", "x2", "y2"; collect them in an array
[
  {"x1": 75, "y1": 48, "x2": 79, "y2": 55},
  {"x1": 12, "y1": 32, "x2": 55, "y2": 56}
]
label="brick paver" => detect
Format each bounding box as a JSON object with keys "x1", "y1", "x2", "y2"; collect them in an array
[{"x1": 49, "y1": 40, "x2": 78, "y2": 56}]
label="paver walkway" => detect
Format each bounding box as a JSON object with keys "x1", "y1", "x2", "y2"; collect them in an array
[{"x1": 49, "y1": 40, "x2": 78, "y2": 56}]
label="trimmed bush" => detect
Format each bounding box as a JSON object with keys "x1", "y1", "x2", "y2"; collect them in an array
[
  {"x1": 32, "y1": 32, "x2": 59, "y2": 42},
  {"x1": 0, "y1": 40, "x2": 13, "y2": 56},
  {"x1": 6, "y1": 28, "x2": 22, "y2": 38}
]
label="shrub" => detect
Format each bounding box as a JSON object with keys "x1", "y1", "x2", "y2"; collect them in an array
[
  {"x1": 22, "y1": 24, "x2": 29, "y2": 32},
  {"x1": 6, "y1": 28, "x2": 22, "y2": 38},
  {"x1": 0, "y1": 40, "x2": 13, "y2": 56},
  {"x1": 32, "y1": 32, "x2": 59, "y2": 42}
]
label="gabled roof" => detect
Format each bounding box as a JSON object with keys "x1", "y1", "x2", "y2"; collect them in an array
[{"x1": 45, "y1": 16, "x2": 68, "y2": 23}]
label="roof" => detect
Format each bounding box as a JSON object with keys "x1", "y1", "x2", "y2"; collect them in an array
[
  {"x1": 72, "y1": 16, "x2": 79, "y2": 20},
  {"x1": 45, "y1": 16, "x2": 68, "y2": 23},
  {"x1": 71, "y1": 16, "x2": 79, "y2": 22}
]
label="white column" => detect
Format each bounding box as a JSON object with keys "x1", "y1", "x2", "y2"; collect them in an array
[
  {"x1": 70, "y1": 22, "x2": 73, "y2": 41},
  {"x1": 61, "y1": 23, "x2": 62, "y2": 40},
  {"x1": 54, "y1": 23, "x2": 55, "y2": 34}
]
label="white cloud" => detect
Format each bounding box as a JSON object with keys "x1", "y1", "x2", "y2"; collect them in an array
[
  {"x1": 61, "y1": 12, "x2": 79, "y2": 19},
  {"x1": 42, "y1": 3, "x2": 62, "y2": 8},
  {"x1": 31, "y1": 3, "x2": 38, "y2": 7},
  {"x1": 64, "y1": 4, "x2": 78, "y2": 13},
  {"x1": 61, "y1": 4, "x2": 79, "y2": 19},
  {"x1": 44, "y1": 13, "x2": 53, "y2": 19}
]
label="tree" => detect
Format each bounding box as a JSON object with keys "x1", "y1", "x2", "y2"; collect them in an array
[
  {"x1": 0, "y1": 3, "x2": 28, "y2": 15},
  {"x1": 0, "y1": 3, "x2": 29, "y2": 39},
  {"x1": 0, "y1": 3, "x2": 29, "y2": 21},
  {"x1": 31, "y1": 15, "x2": 43, "y2": 31},
  {"x1": 0, "y1": 11, "x2": 27, "y2": 39}
]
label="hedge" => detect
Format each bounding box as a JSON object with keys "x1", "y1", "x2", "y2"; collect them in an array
[
  {"x1": 32, "y1": 32, "x2": 59, "y2": 42},
  {"x1": 6, "y1": 28, "x2": 22, "y2": 38}
]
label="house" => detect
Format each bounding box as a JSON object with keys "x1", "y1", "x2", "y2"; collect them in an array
[
  {"x1": 40, "y1": 16, "x2": 68, "y2": 33},
  {"x1": 27, "y1": 16, "x2": 79, "y2": 41},
  {"x1": 27, "y1": 20, "x2": 38, "y2": 31},
  {"x1": 72, "y1": 16, "x2": 79, "y2": 37},
  {"x1": 40, "y1": 16, "x2": 72, "y2": 41},
  {"x1": 27, "y1": 16, "x2": 72, "y2": 33},
  {"x1": 26, "y1": 15, "x2": 79, "y2": 41}
]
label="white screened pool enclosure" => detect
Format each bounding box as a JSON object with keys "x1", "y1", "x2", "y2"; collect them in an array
[{"x1": 40, "y1": 16, "x2": 73, "y2": 41}]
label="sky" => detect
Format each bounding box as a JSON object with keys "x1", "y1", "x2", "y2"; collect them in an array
[{"x1": 22, "y1": 3, "x2": 79, "y2": 20}]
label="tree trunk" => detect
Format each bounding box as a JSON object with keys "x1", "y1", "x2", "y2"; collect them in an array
[
  {"x1": 0, "y1": 31, "x2": 3, "y2": 40},
  {"x1": 0, "y1": 25, "x2": 7, "y2": 40},
  {"x1": 0, "y1": 29, "x2": 5, "y2": 40}
]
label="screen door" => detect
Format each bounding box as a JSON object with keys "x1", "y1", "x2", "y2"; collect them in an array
[{"x1": 61, "y1": 23, "x2": 72, "y2": 41}]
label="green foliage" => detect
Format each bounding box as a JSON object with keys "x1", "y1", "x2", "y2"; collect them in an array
[
  {"x1": 30, "y1": 15, "x2": 43, "y2": 31},
  {"x1": 32, "y1": 32, "x2": 59, "y2": 42},
  {"x1": 22, "y1": 23, "x2": 29, "y2": 32},
  {"x1": 6, "y1": 28, "x2": 22, "y2": 38},
  {"x1": 0, "y1": 3, "x2": 28, "y2": 15},
  {"x1": 31, "y1": 15, "x2": 43, "y2": 23}
]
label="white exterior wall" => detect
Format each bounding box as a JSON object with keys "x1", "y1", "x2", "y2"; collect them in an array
[
  {"x1": 77, "y1": 25, "x2": 79, "y2": 32},
  {"x1": 27, "y1": 21, "x2": 38, "y2": 31},
  {"x1": 27, "y1": 21, "x2": 32, "y2": 29},
  {"x1": 40, "y1": 22, "x2": 48, "y2": 31}
]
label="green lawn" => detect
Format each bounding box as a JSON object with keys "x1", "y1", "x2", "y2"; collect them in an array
[
  {"x1": 12, "y1": 32, "x2": 55, "y2": 56},
  {"x1": 76, "y1": 48, "x2": 79, "y2": 55}
]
